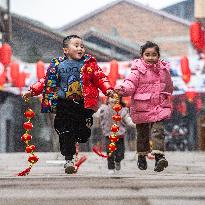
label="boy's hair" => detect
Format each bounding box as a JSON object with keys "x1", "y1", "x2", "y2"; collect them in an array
[
  {"x1": 63, "y1": 35, "x2": 82, "y2": 48},
  {"x1": 140, "y1": 41, "x2": 160, "y2": 57}
]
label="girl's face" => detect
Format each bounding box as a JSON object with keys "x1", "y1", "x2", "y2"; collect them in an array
[
  {"x1": 142, "y1": 47, "x2": 159, "y2": 64},
  {"x1": 63, "y1": 38, "x2": 85, "y2": 60},
  {"x1": 108, "y1": 97, "x2": 116, "y2": 106}
]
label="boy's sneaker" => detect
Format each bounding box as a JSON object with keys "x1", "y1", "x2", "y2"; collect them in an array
[
  {"x1": 137, "y1": 155, "x2": 147, "y2": 170},
  {"x1": 115, "y1": 162, "x2": 121, "y2": 171},
  {"x1": 154, "y1": 154, "x2": 168, "y2": 172},
  {"x1": 64, "y1": 160, "x2": 76, "y2": 174}
]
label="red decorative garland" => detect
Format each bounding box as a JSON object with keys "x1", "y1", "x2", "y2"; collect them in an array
[
  {"x1": 17, "y1": 98, "x2": 39, "y2": 176},
  {"x1": 93, "y1": 94, "x2": 122, "y2": 158}
]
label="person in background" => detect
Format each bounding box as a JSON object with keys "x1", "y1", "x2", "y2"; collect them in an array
[{"x1": 96, "y1": 96, "x2": 135, "y2": 174}]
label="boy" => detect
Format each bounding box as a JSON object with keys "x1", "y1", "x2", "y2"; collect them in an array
[{"x1": 23, "y1": 35, "x2": 114, "y2": 174}]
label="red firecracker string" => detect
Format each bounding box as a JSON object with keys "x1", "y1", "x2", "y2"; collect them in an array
[
  {"x1": 73, "y1": 143, "x2": 87, "y2": 172},
  {"x1": 17, "y1": 97, "x2": 39, "y2": 176},
  {"x1": 93, "y1": 93, "x2": 122, "y2": 158}
]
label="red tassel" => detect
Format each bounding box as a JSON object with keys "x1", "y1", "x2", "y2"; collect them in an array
[
  {"x1": 17, "y1": 166, "x2": 31, "y2": 176},
  {"x1": 75, "y1": 155, "x2": 87, "y2": 170},
  {"x1": 92, "y1": 146, "x2": 108, "y2": 158}
]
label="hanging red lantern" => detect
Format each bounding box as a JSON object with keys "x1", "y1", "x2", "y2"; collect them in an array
[
  {"x1": 112, "y1": 104, "x2": 122, "y2": 112},
  {"x1": 110, "y1": 124, "x2": 119, "y2": 132},
  {"x1": 108, "y1": 60, "x2": 119, "y2": 87},
  {"x1": 24, "y1": 108, "x2": 35, "y2": 119},
  {"x1": 0, "y1": 43, "x2": 12, "y2": 66},
  {"x1": 186, "y1": 90, "x2": 197, "y2": 102},
  {"x1": 0, "y1": 62, "x2": 6, "y2": 87},
  {"x1": 10, "y1": 62, "x2": 20, "y2": 85},
  {"x1": 15, "y1": 72, "x2": 26, "y2": 95},
  {"x1": 21, "y1": 133, "x2": 32, "y2": 142},
  {"x1": 190, "y1": 22, "x2": 204, "y2": 51},
  {"x1": 109, "y1": 134, "x2": 119, "y2": 143},
  {"x1": 28, "y1": 154, "x2": 39, "y2": 164},
  {"x1": 178, "y1": 101, "x2": 187, "y2": 116},
  {"x1": 36, "y1": 60, "x2": 45, "y2": 81},
  {"x1": 23, "y1": 121, "x2": 33, "y2": 130},
  {"x1": 112, "y1": 114, "x2": 122, "y2": 122},
  {"x1": 180, "y1": 56, "x2": 191, "y2": 84},
  {"x1": 196, "y1": 97, "x2": 203, "y2": 112},
  {"x1": 108, "y1": 143, "x2": 117, "y2": 152},
  {"x1": 26, "y1": 145, "x2": 36, "y2": 153}
]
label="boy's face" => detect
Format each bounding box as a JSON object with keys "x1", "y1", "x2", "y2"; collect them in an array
[
  {"x1": 63, "y1": 38, "x2": 85, "y2": 60},
  {"x1": 142, "y1": 47, "x2": 159, "y2": 64}
]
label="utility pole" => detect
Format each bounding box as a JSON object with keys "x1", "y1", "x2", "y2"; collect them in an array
[{"x1": 0, "y1": 0, "x2": 11, "y2": 43}]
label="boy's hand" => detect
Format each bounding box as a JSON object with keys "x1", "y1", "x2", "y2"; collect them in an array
[
  {"x1": 22, "y1": 92, "x2": 32, "y2": 102},
  {"x1": 106, "y1": 89, "x2": 114, "y2": 98}
]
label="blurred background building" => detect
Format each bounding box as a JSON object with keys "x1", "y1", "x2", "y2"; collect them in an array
[{"x1": 1, "y1": 0, "x2": 205, "y2": 152}]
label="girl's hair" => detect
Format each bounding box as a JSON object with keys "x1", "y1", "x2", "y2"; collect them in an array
[
  {"x1": 140, "y1": 41, "x2": 160, "y2": 57},
  {"x1": 63, "y1": 35, "x2": 82, "y2": 48}
]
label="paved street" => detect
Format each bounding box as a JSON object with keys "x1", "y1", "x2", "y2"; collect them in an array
[{"x1": 0, "y1": 151, "x2": 205, "y2": 205}]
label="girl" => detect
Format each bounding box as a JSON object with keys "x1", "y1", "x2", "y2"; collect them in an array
[
  {"x1": 96, "y1": 97, "x2": 135, "y2": 174},
  {"x1": 115, "y1": 41, "x2": 173, "y2": 172}
]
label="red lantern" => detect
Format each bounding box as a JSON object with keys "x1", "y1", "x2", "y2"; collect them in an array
[
  {"x1": 16, "y1": 72, "x2": 26, "y2": 88},
  {"x1": 196, "y1": 97, "x2": 203, "y2": 112},
  {"x1": 108, "y1": 143, "x2": 117, "y2": 152},
  {"x1": 186, "y1": 90, "x2": 197, "y2": 102},
  {"x1": 0, "y1": 63, "x2": 6, "y2": 87},
  {"x1": 0, "y1": 43, "x2": 12, "y2": 66},
  {"x1": 28, "y1": 154, "x2": 39, "y2": 164},
  {"x1": 26, "y1": 145, "x2": 36, "y2": 153},
  {"x1": 23, "y1": 121, "x2": 33, "y2": 130},
  {"x1": 112, "y1": 114, "x2": 122, "y2": 122},
  {"x1": 21, "y1": 133, "x2": 32, "y2": 142},
  {"x1": 179, "y1": 101, "x2": 187, "y2": 116},
  {"x1": 111, "y1": 124, "x2": 119, "y2": 132},
  {"x1": 190, "y1": 22, "x2": 204, "y2": 51},
  {"x1": 109, "y1": 134, "x2": 119, "y2": 143},
  {"x1": 108, "y1": 60, "x2": 119, "y2": 87},
  {"x1": 112, "y1": 104, "x2": 122, "y2": 112},
  {"x1": 24, "y1": 109, "x2": 35, "y2": 119},
  {"x1": 180, "y1": 56, "x2": 191, "y2": 84},
  {"x1": 36, "y1": 60, "x2": 45, "y2": 81},
  {"x1": 10, "y1": 62, "x2": 20, "y2": 85}
]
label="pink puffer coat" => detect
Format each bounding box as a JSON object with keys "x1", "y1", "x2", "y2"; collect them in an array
[{"x1": 115, "y1": 59, "x2": 173, "y2": 124}]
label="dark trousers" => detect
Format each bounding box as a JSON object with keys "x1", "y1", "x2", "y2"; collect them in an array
[
  {"x1": 105, "y1": 136, "x2": 125, "y2": 170},
  {"x1": 54, "y1": 98, "x2": 94, "y2": 159},
  {"x1": 136, "y1": 121, "x2": 165, "y2": 155}
]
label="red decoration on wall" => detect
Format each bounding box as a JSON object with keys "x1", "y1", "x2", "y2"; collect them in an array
[
  {"x1": 180, "y1": 56, "x2": 191, "y2": 84},
  {"x1": 0, "y1": 63, "x2": 6, "y2": 87},
  {"x1": 190, "y1": 22, "x2": 204, "y2": 51},
  {"x1": 36, "y1": 60, "x2": 45, "y2": 81},
  {"x1": 10, "y1": 62, "x2": 20, "y2": 86},
  {"x1": 195, "y1": 97, "x2": 203, "y2": 112},
  {"x1": 0, "y1": 43, "x2": 12, "y2": 66},
  {"x1": 108, "y1": 60, "x2": 119, "y2": 87},
  {"x1": 186, "y1": 90, "x2": 197, "y2": 102}
]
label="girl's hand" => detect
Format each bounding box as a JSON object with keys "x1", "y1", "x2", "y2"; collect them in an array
[
  {"x1": 114, "y1": 89, "x2": 123, "y2": 96},
  {"x1": 106, "y1": 89, "x2": 114, "y2": 98}
]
